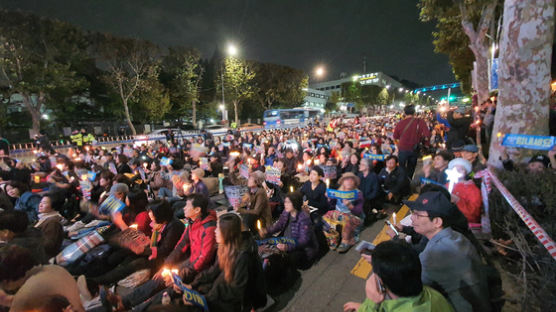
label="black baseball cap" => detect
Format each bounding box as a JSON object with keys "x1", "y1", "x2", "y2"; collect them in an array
[
  {"x1": 403, "y1": 191, "x2": 453, "y2": 217},
  {"x1": 529, "y1": 154, "x2": 550, "y2": 168}
]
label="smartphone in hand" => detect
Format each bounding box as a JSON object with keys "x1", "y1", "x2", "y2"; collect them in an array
[{"x1": 355, "y1": 240, "x2": 375, "y2": 255}]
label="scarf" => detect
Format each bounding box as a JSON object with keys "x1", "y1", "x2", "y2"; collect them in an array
[
  {"x1": 148, "y1": 222, "x2": 166, "y2": 260},
  {"x1": 35, "y1": 211, "x2": 64, "y2": 228}
]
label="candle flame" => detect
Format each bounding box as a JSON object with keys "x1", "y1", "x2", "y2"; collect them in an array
[
  {"x1": 257, "y1": 220, "x2": 262, "y2": 230},
  {"x1": 129, "y1": 224, "x2": 138, "y2": 230},
  {"x1": 290, "y1": 186, "x2": 294, "y2": 193},
  {"x1": 297, "y1": 163, "x2": 303, "y2": 170},
  {"x1": 325, "y1": 178, "x2": 330, "y2": 188}
]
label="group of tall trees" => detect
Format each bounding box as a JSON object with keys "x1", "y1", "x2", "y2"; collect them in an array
[
  {"x1": 0, "y1": 10, "x2": 308, "y2": 136},
  {"x1": 419, "y1": 0, "x2": 554, "y2": 167}
]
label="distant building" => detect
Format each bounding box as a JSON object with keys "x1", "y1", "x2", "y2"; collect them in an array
[
  {"x1": 302, "y1": 88, "x2": 328, "y2": 110},
  {"x1": 309, "y1": 72, "x2": 403, "y2": 97}
]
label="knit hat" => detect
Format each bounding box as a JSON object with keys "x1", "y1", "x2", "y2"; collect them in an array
[
  {"x1": 448, "y1": 158, "x2": 472, "y2": 173},
  {"x1": 529, "y1": 154, "x2": 550, "y2": 168}
]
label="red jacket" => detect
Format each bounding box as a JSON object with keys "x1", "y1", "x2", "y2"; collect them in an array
[
  {"x1": 451, "y1": 181, "x2": 482, "y2": 223},
  {"x1": 165, "y1": 210, "x2": 217, "y2": 272},
  {"x1": 393, "y1": 117, "x2": 430, "y2": 152}
]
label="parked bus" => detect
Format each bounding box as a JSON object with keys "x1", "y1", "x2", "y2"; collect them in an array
[{"x1": 263, "y1": 108, "x2": 323, "y2": 129}]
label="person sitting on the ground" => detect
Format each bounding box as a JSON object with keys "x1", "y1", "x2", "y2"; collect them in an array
[
  {"x1": 377, "y1": 155, "x2": 409, "y2": 205},
  {"x1": 0, "y1": 245, "x2": 85, "y2": 312},
  {"x1": 446, "y1": 158, "x2": 482, "y2": 224},
  {"x1": 260, "y1": 191, "x2": 318, "y2": 269},
  {"x1": 357, "y1": 158, "x2": 379, "y2": 219},
  {"x1": 6, "y1": 181, "x2": 41, "y2": 223},
  {"x1": 323, "y1": 172, "x2": 364, "y2": 253},
  {"x1": 403, "y1": 191, "x2": 491, "y2": 312},
  {"x1": 34, "y1": 195, "x2": 66, "y2": 259},
  {"x1": 343, "y1": 240, "x2": 454, "y2": 312},
  {"x1": 299, "y1": 166, "x2": 329, "y2": 215},
  {"x1": 184, "y1": 168, "x2": 209, "y2": 199},
  {"x1": 234, "y1": 171, "x2": 272, "y2": 233},
  {"x1": 0, "y1": 210, "x2": 47, "y2": 264},
  {"x1": 108, "y1": 194, "x2": 217, "y2": 310}
]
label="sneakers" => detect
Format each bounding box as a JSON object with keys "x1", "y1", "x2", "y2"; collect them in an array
[{"x1": 337, "y1": 243, "x2": 354, "y2": 253}]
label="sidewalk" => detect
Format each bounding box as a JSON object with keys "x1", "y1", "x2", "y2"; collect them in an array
[{"x1": 265, "y1": 219, "x2": 386, "y2": 312}]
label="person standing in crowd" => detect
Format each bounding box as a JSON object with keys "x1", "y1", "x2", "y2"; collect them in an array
[
  {"x1": 343, "y1": 240, "x2": 454, "y2": 312},
  {"x1": 393, "y1": 105, "x2": 430, "y2": 178},
  {"x1": 70, "y1": 130, "x2": 83, "y2": 149},
  {"x1": 403, "y1": 192, "x2": 491, "y2": 312},
  {"x1": 446, "y1": 107, "x2": 472, "y2": 150}
]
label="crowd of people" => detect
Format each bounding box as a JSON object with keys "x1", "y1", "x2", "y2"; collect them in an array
[{"x1": 0, "y1": 102, "x2": 554, "y2": 312}]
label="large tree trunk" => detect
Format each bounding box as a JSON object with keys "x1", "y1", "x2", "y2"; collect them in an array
[
  {"x1": 21, "y1": 93, "x2": 41, "y2": 136},
  {"x1": 192, "y1": 100, "x2": 197, "y2": 127},
  {"x1": 234, "y1": 100, "x2": 239, "y2": 125},
  {"x1": 487, "y1": 0, "x2": 555, "y2": 168},
  {"x1": 460, "y1": 1, "x2": 497, "y2": 105},
  {"x1": 122, "y1": 98, "x2": 137, "y2": 135}
]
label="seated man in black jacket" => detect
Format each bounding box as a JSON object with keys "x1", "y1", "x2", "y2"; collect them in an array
[{"x1": 377, "y1": 155, "x2": 409, "y2": 206}]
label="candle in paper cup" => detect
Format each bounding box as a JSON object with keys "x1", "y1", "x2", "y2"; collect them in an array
[
  {"x1": 34, "y1": 175, "x2": 41, "y2": 184},
  {"x1": 325, "y1": 178, "x2": 330, "y2": 189},
  {"x1": 393, "y1": 212, "x2": 397, "y2": 225},
  {"x1": 56, "y1": 164, "x2": 64, "y2": 171},
  {"x1": 290, "y1": 186, "x2": 294, "y2": 193},
  {"x1": 257, "y1": 220, "x2": 262, "y2": 230},
  {"x1": 297, "y1": 163, "x2": 303, "y2": 170},
  {"x1": 161, "y1": 268, "x2": 171, "y2": 277},
  {"x1": 143, "y1": 162, "x2": 148, "y2": 168},
  {"x1": 314, "y1": 159, "x2": 320, "y2": 165},
  {"x1": 129, "y1": 224, "x2": 138, "y2": 230}
]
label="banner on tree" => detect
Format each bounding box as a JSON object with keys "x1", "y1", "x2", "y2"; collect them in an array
[
  {"x1": 265, "y1": 166, "x2": 281, "y2": 185},
  {"x1": 326, "y1": 189, "x2": 357, "y2": 200},
  {"x1": 502, "y1": 134, "x2": 555, "y2": 151}
]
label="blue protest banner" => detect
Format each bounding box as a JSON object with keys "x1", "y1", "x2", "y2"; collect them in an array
[
  {"x1": 256, "y1": 236, "x2": 297, "y2": 247},
  {"x1": 502, "y1": 134, "x2": 555, "y2": 151},
  {"x1": 98, "y1": 195, "x2": 126, "y2": 215},
  {"x1": 420, "y1": 177, "x2": 445, "y2": 187},
  {"x1": 326, "y1": 189, "x2": 357, "y2": 200},
  {"x1": 160, "y1": 157, "x2": 173, "y2": 166},
  {"x1": 363, "y1": 153, "x2": 385, "y2": 161},
  {"x1": 170, "y1": 273, "x2": 208, "y2": 311}
]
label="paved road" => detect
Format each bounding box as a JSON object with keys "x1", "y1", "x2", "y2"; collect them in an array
[{"x1": 264, "y1": 219, "x2": 385, "y2": 312}]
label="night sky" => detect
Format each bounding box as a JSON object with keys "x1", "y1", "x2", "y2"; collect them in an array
[{"x1": 0, "y1": 0, "x2": 455, "y2": 87}]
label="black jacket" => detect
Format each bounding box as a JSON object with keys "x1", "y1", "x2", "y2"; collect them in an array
[{"x1": 378, "y1": 166, "x2": 409, "y2": 197}]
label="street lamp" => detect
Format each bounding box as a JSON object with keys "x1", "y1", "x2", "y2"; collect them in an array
[
  {"x1": 399, "y1": 87, "x2": 404, "y2": 92},
  {"x1": 315, "y1": 66, "x2": 325, "y2": 78},
  {"x1": 227, "y1": 44, "x2": 238, "y2": 57}
]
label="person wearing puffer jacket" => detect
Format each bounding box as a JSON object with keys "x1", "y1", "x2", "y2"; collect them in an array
[{"x1": 261, "y1": 191, "x2": 318, "y2": 269}]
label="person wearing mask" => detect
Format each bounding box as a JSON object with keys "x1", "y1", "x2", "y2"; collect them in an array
[
  {"x1": 299, "y1": 166, "x2": 329, "y2": 215},
  {"x1": 35, "y1": 195, "x2": 66, "y2": 259},
  {"x1": 403, "y1": 192, "x2": 491, "y2": 312},
  {"x1": 261, "y1": 192, "x2": 319, "y2": 269},
  {"x1": 343, "y1": 240, "x2": 454, "y2": 312},
  {"x1": 324, "y1": 172, "x2": 364, "y2": 253},
  {"x1": 235, "y1": 171, "x2": 272, "y2": 233},
  {"x1": 393, "y1": 105, "x2": 431, "y2": 178}
]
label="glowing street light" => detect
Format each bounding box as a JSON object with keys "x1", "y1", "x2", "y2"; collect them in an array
[
  {"x1": 219, "y1": 104, "x2": 225, "y2": 111},
  {"x1": 227, "y1": 44, "x2": 238, "y2": 56},
  {"x1": 315, "y1": 66, "x2": 325, "y2": 77},
  {"x1": 385, "y1": 84, "x2": 391, "y2": 89},
  {"x1": 399, "y1": 87, "x2": 404, "y2": 92}
]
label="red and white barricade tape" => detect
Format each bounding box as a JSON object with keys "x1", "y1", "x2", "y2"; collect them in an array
[{"x1": 485, "y1": 169, "x2": 556, "y2": 261}]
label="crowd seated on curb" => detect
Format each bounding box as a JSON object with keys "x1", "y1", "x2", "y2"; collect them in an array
[{"x1": 0, "y1": 106, "x2": 553, "y2": 311}]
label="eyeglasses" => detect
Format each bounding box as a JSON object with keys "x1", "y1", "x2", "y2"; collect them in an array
[{"x1": 410, "y1": 210, "x2": 429, "y2": 218}]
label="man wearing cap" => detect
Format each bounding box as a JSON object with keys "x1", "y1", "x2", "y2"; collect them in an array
[
  {"x1": 461, "y1": 145, "x2": 486, "y2": 177},
  {"x1": 404, "y1": 192, "x2": 490, "y2": 312},
  {"x1": 446, "y1": 108, "x2": 472, "y2": 150},
  {"x1": 393, "y1": 105, "x2": 431, "y2": 178}
]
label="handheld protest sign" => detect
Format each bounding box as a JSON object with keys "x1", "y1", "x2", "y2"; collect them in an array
[
  {"x1": 326, "y1": 189, "x2": 357, "y2": 201},
  {"x1": 265, "y1": 166, "x2": 282, "y2": 185},
  {"x1": 98, "y1": 195, "x2": 126, "y2": 216}
]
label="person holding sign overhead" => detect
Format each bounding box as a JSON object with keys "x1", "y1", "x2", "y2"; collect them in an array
[{"x1": 323, "y1": 172, "x2": 364, "y2": 253}]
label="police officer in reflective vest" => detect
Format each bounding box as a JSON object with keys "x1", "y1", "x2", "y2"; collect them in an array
[{"x1": 70, "y1": 130, "x2": 83, "y2": 148}]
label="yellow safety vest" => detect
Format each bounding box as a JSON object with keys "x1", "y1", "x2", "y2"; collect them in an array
[{"x1": 70, "y1": 133, "x2": 83, "y2": 146}]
